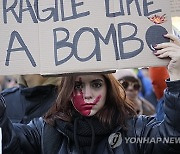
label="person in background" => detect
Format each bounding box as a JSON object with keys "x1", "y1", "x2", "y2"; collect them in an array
[
  {"x1": 136, "y1": 68, "x2": 153, "y2": 98},
  {"x1": 136, "y1": 68, "x2": 158, "y2": 107},
  {"x1": 149, "y1": 67, "x2": 170, "y2": 121},
  {"x1": 5, "y1": 75, "x2": 19, "y2": 89},
  {"x1": 0, "y1": 74, "x2": 60, "y2": 124},
  {"x1": 0, "y1": 75, "x2": 19, "y2": 92},
  {"x1": 114, "y1": 69, "x2": 155, "y2": 115},
  {"x1": 0, "y1": 33, "x2": 180, "y2": 154}
]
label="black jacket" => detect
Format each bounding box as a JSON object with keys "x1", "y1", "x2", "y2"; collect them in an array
[
  {"x1": 0, "y1": 80, "x2": 180, "y2": 154},
  {"x1": 0, "y1": 85, "x2": 58, "y2": 123}
]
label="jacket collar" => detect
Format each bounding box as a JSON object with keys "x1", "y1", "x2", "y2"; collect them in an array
[{"x1": 20, "y1": 85, "x2": 57, "y2": 97}]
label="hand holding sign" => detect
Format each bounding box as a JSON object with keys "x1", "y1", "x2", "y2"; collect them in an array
[{"x1": 154, "y1": 33, "x2": 180, "y2": 81}]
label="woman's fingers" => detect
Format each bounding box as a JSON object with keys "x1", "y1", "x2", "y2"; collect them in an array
[
  {"x1": 164, "y1": 33, "x2": 180, "y2": 40},
  {"x1": 154, "y1": 42, "x2": 178, "y2": 49},
  {"x1": 154, "y1": 47, "x2": 176, "y2": 55},
  {"x1": 156, "y1": 51, "x2": 175, "y2": 59},
  {"x1": 164, "y1": 33, "x2": 180, "y2": 46},
  {"x1": 154, "y1": 33, "x2": 180, "y2": 81}
]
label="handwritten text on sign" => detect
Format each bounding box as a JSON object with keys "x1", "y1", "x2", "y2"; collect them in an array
[{"x1": 0, "y1": 0, "x2": 171, "y2": 75}]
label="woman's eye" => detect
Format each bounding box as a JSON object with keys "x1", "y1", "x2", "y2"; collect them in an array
[
  {"x1": 74, "y1": 84, "x2": 83, "y2": 90},
  {"x1": 92, "y1": 82, "x2": 102, "y2": 88}
]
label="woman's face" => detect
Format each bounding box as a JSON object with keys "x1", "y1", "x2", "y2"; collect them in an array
[
  {"x1": 120, "y1": 80, "x2": 140, "y2": 100},
  {"x1": 72, "y1": 74, "x2": 107, "y2": 116}
]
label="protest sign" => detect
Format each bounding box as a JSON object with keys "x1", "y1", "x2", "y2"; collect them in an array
[{"x1": 0, "y1": 0, "x2": 172, "y2": 75}]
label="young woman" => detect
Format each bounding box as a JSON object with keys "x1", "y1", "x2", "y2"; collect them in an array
[{"x1": 0, "y1": 33, "x2": 180, "y2": 154}]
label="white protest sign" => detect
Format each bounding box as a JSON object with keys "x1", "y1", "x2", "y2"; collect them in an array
[{"x1": 0, "y1": 0, "x2": 172, "y2": 75}]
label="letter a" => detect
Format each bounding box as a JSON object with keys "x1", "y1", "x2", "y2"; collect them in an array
[{"x1": 5, "y1": 31, "x2": 36, "y2": 67}]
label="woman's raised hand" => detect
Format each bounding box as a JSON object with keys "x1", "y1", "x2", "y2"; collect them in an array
[{"x1": 154, "y1": 34, "x2": 180, "y2": 81}]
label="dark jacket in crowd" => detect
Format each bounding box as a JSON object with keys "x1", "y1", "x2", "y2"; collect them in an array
[
  {"x1": 0, "y1": 80, "x2": 180, "y2": 154},
  {"x1": 0, "y1": 84, "x2": 58, "y2": 124}
]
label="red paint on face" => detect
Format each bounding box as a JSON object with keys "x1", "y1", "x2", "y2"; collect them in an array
[{"x1": 72, "y1": 90, "x2": 101, "y2": 116}]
